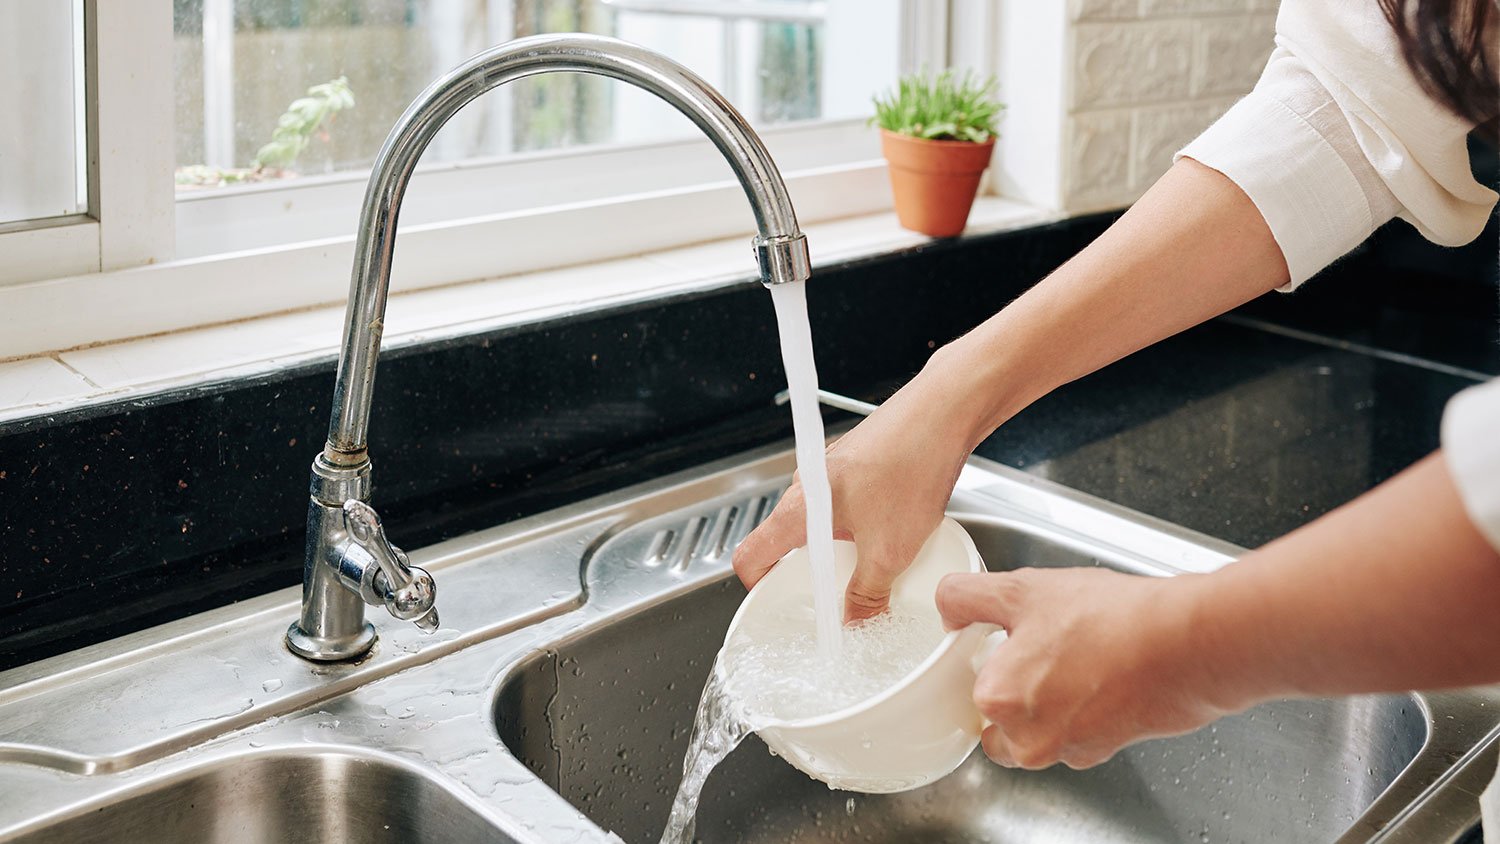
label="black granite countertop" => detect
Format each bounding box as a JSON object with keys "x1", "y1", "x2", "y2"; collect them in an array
[
  {"x1": 1, "y1": 210, "x2": 1494, "y2": 671},
  {"x1": 973, "y1": 315, "x2": 1490, "y2": 550},
  {"x1": 966, "y1": 212, "x2": 1499, "y2": 550}
]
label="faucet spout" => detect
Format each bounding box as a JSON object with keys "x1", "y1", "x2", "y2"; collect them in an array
[
  {"x1": 327, "y1": 33, "x2": 810, "y2": 465},
  {"x1": 287, "y1": 34, "x2": 810, "y2": 661}
]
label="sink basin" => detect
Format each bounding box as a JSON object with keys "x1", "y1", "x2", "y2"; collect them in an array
[
  {"x1": 6, "y1": 749, "x2": 519, "y2": 844},
  {"x1": 1, "y1": 444, "x2": 1490, "y2": 844},
  {"x1": 496, "y1": 513, "x2": 1427, "y2": 844}
]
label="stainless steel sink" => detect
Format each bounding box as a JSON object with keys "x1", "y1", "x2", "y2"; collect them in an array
[
  {"x1": 2, "y1": 443, "x2": 1496, "y2": 844},
  {"x1": 494, "y1": 511, "x2": 1428, "y2": 844},
  {"x1": 5, "y1": 749, "x2": 517, "y2": 844}
]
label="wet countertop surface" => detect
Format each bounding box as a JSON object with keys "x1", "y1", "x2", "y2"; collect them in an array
[{"x1": 967, "y1": 313, "x2": 1493, "y2": 550}]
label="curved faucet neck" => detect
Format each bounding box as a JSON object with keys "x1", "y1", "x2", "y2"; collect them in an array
[{"x1": 322, "y1": 33, "x2": 810, "y2": 466}]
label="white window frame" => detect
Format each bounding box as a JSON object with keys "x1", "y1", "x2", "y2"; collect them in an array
[
  {"x1": 2, "y1": 0, "x2": 174, "y2": 287},
  {"x1": 0, "y1": 0, "x2": 958, "y2": 361},
  {"x1": 172, "y1": 118, "x2": 890, "y2": 259}
]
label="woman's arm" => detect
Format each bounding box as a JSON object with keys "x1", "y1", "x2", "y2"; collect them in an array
[
  {"x1": 1193, "y1": 450, "x2": 1500, "y2": 698},
  {"x1": 738, "y1": 0, "x2": 1494, "y2": 622},
  {"x1": 925, "y1": 156, "x2": 1291, "y2": 451},
  {"x1": 936, "y1": 451, "x2": 1500, "y2": 770},
  {"x1": 734, "y1": 157, "x2": 1290, "y2": 618}
]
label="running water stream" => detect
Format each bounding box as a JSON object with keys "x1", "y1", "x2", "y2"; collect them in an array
[
  {"x1": 658, "y1": 281, "x2": 943, "y2": 843},
  {"x1": 657, "y1": 671, "x2": 751, "y2": 844},
  {"x1": 766, "y1": 280, "x2": 842, "y2": 660}
]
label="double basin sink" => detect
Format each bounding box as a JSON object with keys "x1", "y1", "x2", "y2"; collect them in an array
[{"x1": 0, "y1": 442, "x2": 1494, "y2": 842}]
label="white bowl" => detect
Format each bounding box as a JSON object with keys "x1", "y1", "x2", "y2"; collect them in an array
[{"x1": 720, "y1": 517, "x2": 1001, "y2": 793}]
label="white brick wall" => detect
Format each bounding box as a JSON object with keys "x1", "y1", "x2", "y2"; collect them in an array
[{"x1": 1061, "y1": 0, "x2": 1278, "y2": 211}]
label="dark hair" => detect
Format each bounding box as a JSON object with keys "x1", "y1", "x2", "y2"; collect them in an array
[{"x1": 1380, "y1": 0, "x2": 1498, "y2": 130}]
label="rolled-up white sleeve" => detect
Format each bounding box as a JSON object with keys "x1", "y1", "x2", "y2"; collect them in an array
[
  {"x1": 1444, "y1": 380, "x2": 1500, "y2": 553},
  {"x1": 1176, "y1": 0, "x2": 1497, "y2": 290}
]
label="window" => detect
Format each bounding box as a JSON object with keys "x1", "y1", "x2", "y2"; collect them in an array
[
  {"x1": 0, "y1": 1, "x2": 86, "y2": 225},
  {"x1": 170, "y1": 0, "x2": 904, "y2": 256},
  {"x1": 0, "y1": 0, "x2": 939, "y2": 358},
  {"x1": 173, "y1": 0, "x2": 865, "y2": 185}
]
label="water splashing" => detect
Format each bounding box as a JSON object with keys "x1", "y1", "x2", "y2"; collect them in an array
[
  {"x1": 659, "y1": 611, "x2": 941, "y2": 843},
  {"x1": 659, "y1": 672, "x2": 751, "y2": 844}
]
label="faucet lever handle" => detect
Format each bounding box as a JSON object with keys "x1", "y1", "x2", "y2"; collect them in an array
[
  {"x1": 341, "y1": 500, "x2": 440, "y2": 634},
  {"x1": 342, "y1": 498, "x2": 388, "y2": 546}
]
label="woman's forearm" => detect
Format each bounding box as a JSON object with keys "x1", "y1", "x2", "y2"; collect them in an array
[
  {"x1": 1186, "y1": 451, "x2": 1500, "y2": 707},
  {"x1": 919, "y1": 157, "x2": 1291, "y2": 451}
]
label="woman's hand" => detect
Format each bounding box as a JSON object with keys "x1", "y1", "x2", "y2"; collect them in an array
[
  {"x1": 733, "y1": 160, "x2": 1288, "y2": 623},
  {"x1": 936, "y1": 568, "x2": 1239, "y2": 770},
  {"x1": 732, "y1": 360, "x2": 983, "y2": 621},
  {"x1": 930, "y1": 453, "x2": 1500, "y2": 771}
]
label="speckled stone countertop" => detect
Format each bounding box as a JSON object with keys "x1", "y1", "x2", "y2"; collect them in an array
[
  {"x1": 968, "y1": 206, "x2": 1500, "y2": 550},
  {"x1": 975, "y1": 314, "x2": 1491, "y2": 550},
  {"x1": 1, "y1": 209, "x2": 1494, "y2": 671}
]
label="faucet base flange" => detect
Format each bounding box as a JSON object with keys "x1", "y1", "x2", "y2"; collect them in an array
[{"x1": 285, "y1": 620, "x2": 377, "y2": 662}]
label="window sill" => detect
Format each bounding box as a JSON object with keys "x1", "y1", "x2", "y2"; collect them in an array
[{"x1": 0, "y1": 197, "x2": 1055, "y2": 425}]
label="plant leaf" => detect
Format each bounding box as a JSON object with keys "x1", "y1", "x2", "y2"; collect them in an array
[
  {"x1": 253, "y1": 76, "x2": 356, "y2": 169},
  {"x1": 871, "y1": 67, "x2": 1004, "y2": 142}
]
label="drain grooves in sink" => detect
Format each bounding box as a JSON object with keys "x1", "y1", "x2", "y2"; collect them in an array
[
  {"x1": 707, "y1": 505, "x2": 740, "y2": 560},
  {"x1": 642, "y1": 490, "x2": 782, "y2": 570},
  {"x1": 671, "y1": 517, "x2": 709, "y2": 572}
]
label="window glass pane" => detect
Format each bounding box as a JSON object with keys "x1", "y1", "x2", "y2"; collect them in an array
[
  {"x1": 173, "y1": 0, "x2": 899, "y2": 191},
  {"x1": 0, "y1": 0, "x2": 87, "y2": 223}
]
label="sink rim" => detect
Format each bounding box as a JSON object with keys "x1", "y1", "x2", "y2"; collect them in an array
[{"x1": 0, "y1": 742, "x2": 523, "y2": 842}]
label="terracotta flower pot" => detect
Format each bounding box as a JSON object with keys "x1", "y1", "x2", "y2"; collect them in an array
[{"x1": 880, "y1": 129, "x2": 995, "y2": 238}]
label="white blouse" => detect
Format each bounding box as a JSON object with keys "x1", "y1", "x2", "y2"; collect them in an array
[
  {"x1": 1177, "y1": 0, "x2": 1500, "y2": 552},
  {"x1": 1178, "y1": 0, "x2": 1500, "y2": 833}
]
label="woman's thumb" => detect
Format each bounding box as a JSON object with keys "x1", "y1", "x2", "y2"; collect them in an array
[{"x1": 845, "y1": 562, "x2": 895, "y2": 622}]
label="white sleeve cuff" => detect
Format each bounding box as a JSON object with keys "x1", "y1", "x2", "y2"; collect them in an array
[
  {"x1": 1442, "y1": 378, "x2": 1500, "y2": 553},
  {"x1": 1176, "y1": 90, "x2": 1376, "y2": 291}
]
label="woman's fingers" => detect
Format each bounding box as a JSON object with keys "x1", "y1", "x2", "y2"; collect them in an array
[
  {"x1": 981, "y1": 726, "x2": 1069, "y2": 771},
  {"x1": 982, "y1": 724, "x2": 1110, "y2": 771},
  {"x1": 935, "y1": 571, "x2": 1025, "y2": 631},
  {"x1": 979, "y1": 725, "x2": 1018, "y2": 768},
  {"x1": 732, "y1": 488, "x2": 806, "y2": 590},
  {"x1": 736, "y1": 477, "x2": 935, "y2": 618}
]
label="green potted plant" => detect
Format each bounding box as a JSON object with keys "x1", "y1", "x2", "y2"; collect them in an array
[
  {"x1": 175, "y1": 77, "x2": 355, "y2": 190},
  {"x1": 872, "y1": 70, "x2": 1003, "y2": 238}
]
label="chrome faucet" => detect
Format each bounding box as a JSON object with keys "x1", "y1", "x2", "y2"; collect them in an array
[{"x1": 286, "y1": 33, "x2": 812, "y2": 661}]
